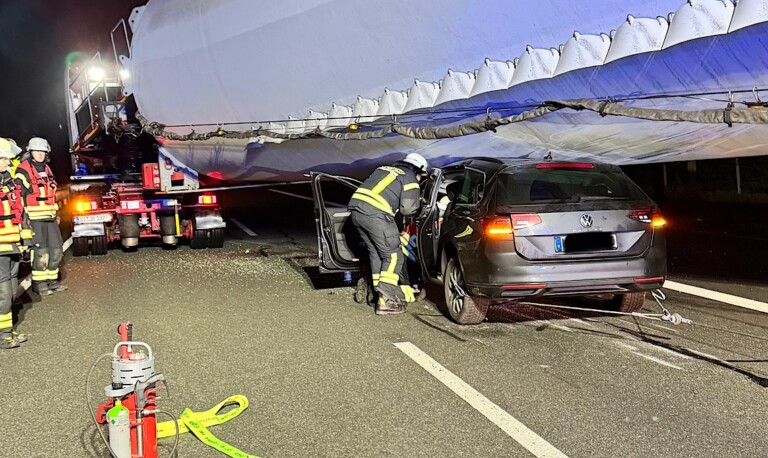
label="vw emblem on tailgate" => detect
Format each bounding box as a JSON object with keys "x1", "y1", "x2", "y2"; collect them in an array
[{"x1": 579, "y1": 214, "x2": 593, "y2": 228}]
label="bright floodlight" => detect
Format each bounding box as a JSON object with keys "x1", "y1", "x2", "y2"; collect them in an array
[{"x1": 87, "y1": 66, "x2": 106, "y2": 81}]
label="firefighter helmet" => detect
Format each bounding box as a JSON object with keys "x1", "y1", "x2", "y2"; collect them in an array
[
  {"x1": 0, "y1": 138, "x2": 20, "y2": 160},
  {"x1": 26, "y1": 137, "x2": 51, "y2": 152},
  {"x1": 403, "y1": 152, "x2": 428, "y2": 174}
]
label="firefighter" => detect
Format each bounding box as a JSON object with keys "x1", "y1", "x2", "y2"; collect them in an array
[
  {"x1": 0, "y1": 138, "x2": 31, "y2": 349},
  {"x1": 349, "y1": 152, "x2": 428, "y2": 315},
  {"x1": 14, "y1": 137, "x2": 67, "y2": 296}
]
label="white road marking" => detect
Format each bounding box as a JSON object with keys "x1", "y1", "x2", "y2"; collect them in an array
[
  {"x1": 568, "y1": 318, "x2": 594, "y2": 327},
  {"x1": 665, "y1": 280, "x2": 768, "y2": 314},
  {"x1": 615, "y1": 342, "x2": 638, "y2": 352},
  {"x1": 631, "y1": 351, "x2": 683, "y2": 370},
  {"x1": 394, "y1": 342, "x2": 569, "y2": 458},
  {"x1": 230, "y1": 218, "x2": 258, "y2": 237},
  {"x1": 269, "y1": 188, "x2": 346, "y2": 208},
  {"x1": 641, "y1": 343, "x2": 693, "y2": 360}
]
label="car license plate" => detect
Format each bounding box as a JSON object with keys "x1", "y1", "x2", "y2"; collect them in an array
[{"x1": 74, "y1": 214, "x2": 112, "y2": 224}]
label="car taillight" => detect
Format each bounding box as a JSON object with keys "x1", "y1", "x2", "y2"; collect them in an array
[
  {"x1": 483, "y1": 216, "x2": 513, "y2": 238},
  {"x1": 75, "y1": 200, "x2": 98, "y2": 212},
  {"x1": 198, "y1": 194, "x2": 217, "y2": 205},
  {"x1": 629, "y1": 208, "x2": 666, "y2": 228},
  {"x1": 510, "y1": 213, "x2": 542, "y2": 229}
]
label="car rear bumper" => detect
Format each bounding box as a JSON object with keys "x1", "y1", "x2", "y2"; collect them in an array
[{"x1": 462, "y1": 239, "x2": 666, "y2": 299}]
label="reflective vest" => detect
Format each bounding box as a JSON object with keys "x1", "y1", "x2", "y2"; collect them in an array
[
  {"x1": 0, "y1": 180, "x2": 23, "y2": 250},
  {"x1": 14, "y1": 160, "x2": 59, "y2": 221}
]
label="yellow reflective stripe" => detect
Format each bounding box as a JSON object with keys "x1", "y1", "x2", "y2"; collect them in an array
[
  {"x1": 350, "y1": 191, "x2": 394, "y2": 215},
  {"x1": 401, "y1": 246, "x2": 408, "y2": 256},
  {"x1": 45, "y1": 269, "x2": 59, "y2": 280},
  {"x1": 20, "y1": 229, "x2": 33, "y2": 239},
  {"x1": 16, "y1": 173, "x2": 30, "y2": 189},
  {"x1": 379, "y1": 272, "x2": 399, "y2": 286},
  {"x1": 403, "y1": 182, "x2": 420, "y2": 191},
  {"x1": 386, "y1": 252, "x2": 398, "y2": 274},
  {"x1": 0, "y1": 235, "x2": 20, "y2": 243},
  {"x1": 371, "y1": 173, "x2": 397, "y2": 194},
  {"x1": 39, "y1": 185, "x2": 46, "y2": 198},
  {"x1": 31, "y1": 271, "x2": 47, "y2": 280},
  {"x1": 26, "y1": 204, "x2": 58, "y2": 212},
  {"x1": 400, "y1": 285, "x2": 416, "y2": 303},
  {"x1": 355, "y1": 188, "x2": 393, "y2": 210},
  {"x1": 0, "y1": 312, "x2": 12, "y2": 330},
  {"x1": 1, "y1": 200, "x2": 9, "y2": 215},
  {"x1": 156, "y1": 395, "x2": 259, "y2": 457},
  {"x1": 372, "y1": 273, "x2": 380, "y2": 287}
]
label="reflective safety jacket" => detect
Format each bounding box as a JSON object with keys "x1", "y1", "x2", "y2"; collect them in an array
[
  {"x1": 0, "y1": 171, "x2": 30, "y2": 253},
  {"x1": 13, "y1": 159, "x2": 59, "y2": 221},
  {"x1": 349, "y1": 162, "x2": 420, "y2": 217}
]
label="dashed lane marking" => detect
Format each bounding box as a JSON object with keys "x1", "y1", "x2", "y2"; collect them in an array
[
  {"x1": 631, "y1": 351, "x2": 684, "y2": 370},
  {"x1": 395, "y1": 341, "x2": 569, "y2": 458},
  {"x1": 665, "y1": 280, "x2": 768, "y2": 315},
  {"x1": 230, "y1": 218, "x2": 258, "y2": 237}
]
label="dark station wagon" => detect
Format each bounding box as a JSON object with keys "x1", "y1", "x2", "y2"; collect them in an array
[{"x1": 311, "y1": 158, "x2": 667, "y2": 324}]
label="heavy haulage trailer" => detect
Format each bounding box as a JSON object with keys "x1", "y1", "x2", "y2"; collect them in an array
[{"x1": 65, "y1": 52, "x2": 225, "y2": 256}]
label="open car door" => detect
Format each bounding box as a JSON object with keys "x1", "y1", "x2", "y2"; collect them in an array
[
  {"x1": 415, "y1": 168, "x2": 443, "y2": 279},
  {"x1": 310, "y1": 172, "x2": 366, "y2": 273}
]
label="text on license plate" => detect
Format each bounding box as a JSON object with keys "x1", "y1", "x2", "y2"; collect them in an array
[{"x1": 74, "y1": 214, "x2": 112, "y2": 224}]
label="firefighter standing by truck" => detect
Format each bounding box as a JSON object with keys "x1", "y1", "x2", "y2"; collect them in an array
[
  {"x1": 349, "y1": 153, "x2": 428, "y2": 315},
  {"x1": 14, "y1": 137, "x2": 67, "y2": 296},
  {"x1": 0, "y1": 138, "x2": 31, "y2": 349}
]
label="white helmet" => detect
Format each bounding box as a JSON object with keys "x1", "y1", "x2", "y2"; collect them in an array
[
  {"x1": 26, "y1": 136, "x2": 51, "y2": 152},
  {"x1": 403, "y1": 152, "x2": 428, "y2": 174},
  {"x1": 0, "y1": 138, "x2": 19, "y2": 160}
]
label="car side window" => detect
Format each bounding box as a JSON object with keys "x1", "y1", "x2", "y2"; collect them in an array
[{"x1": 456, "y1": 169, "x2": 485, "y2": 205}]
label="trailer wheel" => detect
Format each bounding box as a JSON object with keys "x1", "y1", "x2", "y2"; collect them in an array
[
  {"x1": 190, "y1": 229, "x2": 208, "y2": 249},
  {"x1": 72, "y1": 237, "x2": 90, "y2": 257},
  {"x1": 90, "y1": 235, "x2": 109, "y2": 256},
  {"x1": 208, "y1": 228, "x2": 224, "y2": 248}
]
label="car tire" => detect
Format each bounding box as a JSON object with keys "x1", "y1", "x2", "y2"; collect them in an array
[
  {"x1": 612, "y1": 292, "x2": 646, "y2": 313},
  {"x1": 209, "y1": 228, "x2": 225, "y2": 248},
  {"x1": 90, "y1": 235, "x2": 109, "y2": 256},
  {"x1": 72, "y1": 237, "x2": 90, "y2": 257},
  {"x1": 443, "y1": 257, "x2": 489, "y2": 325}
]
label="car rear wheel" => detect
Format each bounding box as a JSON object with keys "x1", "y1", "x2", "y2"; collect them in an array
[
  {"x1": 611, "y1": 292, "x2": 646, "y2": 313},
  {"x1": 443, "y1": 257, "x2": 489, "y2": 325}
]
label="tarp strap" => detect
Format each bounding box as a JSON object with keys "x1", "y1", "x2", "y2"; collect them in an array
[{"x1": 155, "y1": 395, "x2": 260, "y2": 458}]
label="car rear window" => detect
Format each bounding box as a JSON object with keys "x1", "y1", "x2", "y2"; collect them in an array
[{"x1": 495, "y1": 167, "x2": 647, "y2": 205}]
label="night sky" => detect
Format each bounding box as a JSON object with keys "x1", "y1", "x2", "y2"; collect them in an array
[{"x1": 0, "y1": 0, "x2": 143, "y2": 178}]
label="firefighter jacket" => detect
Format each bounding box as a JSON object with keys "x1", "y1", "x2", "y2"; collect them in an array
[
  {"x1": 349, "y1": 162, "x2": 421, "y2": 217},
  {"x1": 13, "y1": 159, "x2": 59, "y2": 221},
  {"x1": 0, "y1": 171, "x2": 31, "y2": 253}
]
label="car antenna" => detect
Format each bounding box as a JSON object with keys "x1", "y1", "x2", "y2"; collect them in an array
[{"x1": 544, "y1": 152, "x2": 553, "y2": 162}]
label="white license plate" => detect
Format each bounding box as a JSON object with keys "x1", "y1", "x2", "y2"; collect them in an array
[{"x1": 74, "y1": 214, "x2": 112, "y2": 224}]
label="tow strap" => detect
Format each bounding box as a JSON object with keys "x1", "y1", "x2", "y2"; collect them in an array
[{"x1": 156, "y1": 395, "x2": 260, "y2": 457}]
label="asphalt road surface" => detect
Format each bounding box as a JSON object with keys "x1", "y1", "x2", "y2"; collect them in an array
[{"x1": 2, "y1": 188, "x2": 767, "y2": 457}]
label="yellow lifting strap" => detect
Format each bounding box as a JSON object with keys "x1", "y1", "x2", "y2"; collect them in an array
[{"x1": 155, "y1": 395, "x2": 260, "y2": 458}]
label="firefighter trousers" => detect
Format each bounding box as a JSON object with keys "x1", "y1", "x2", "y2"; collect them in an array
[
  {"x1": 350, "y1": 210, "x2": 415, "y2": 304},
  {"x1": 29, "y1": 220, "x2": 64, "y2": 293},
  {"x1": 0, "y1": 255, "x2": 20, "y2": 339}
]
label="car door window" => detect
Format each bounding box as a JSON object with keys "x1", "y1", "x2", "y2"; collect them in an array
[{"x1": 456, "y1": 169, "x2": 485, "y2": 205}]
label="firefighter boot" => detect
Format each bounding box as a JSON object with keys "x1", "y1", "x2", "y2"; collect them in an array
[
  {"x1": 0, "y1": 336, "x2": 20, "y2": 350},
  {"x1": 375, "y1": 296, "x2": 406, "y2": 315},
  {"x1": 49, "y1": 281, "x2": 68, "y2": 292}
]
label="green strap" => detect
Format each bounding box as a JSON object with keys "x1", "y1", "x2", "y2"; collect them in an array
[{"x1": 155, "y1": 395, "x2": 259, "y2": 457}]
